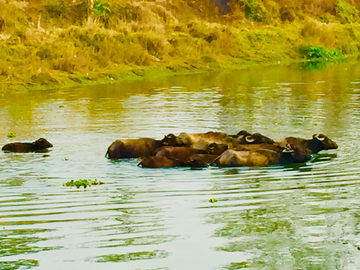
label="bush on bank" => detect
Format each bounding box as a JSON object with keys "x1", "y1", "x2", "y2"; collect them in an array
[{"x1": 0, "y1": 0, "x2": 359, "y2": 91}]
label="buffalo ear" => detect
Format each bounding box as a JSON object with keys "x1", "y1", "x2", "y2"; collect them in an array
[
  {"x1": 237, "y1": 130, "x2": 249, "y2": 136},
  {"x1": 245, "y1": 135, "x2": 255, "y2": 143}
]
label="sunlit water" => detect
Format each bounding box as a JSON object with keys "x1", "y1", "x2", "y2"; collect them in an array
[{"x1": 1, "y1": 60, "x2": 360, "y2": 270}]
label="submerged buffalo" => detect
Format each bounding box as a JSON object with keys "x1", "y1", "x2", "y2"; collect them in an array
[
  {"x1": 105, "y1": 134, "x2": 183, "y2": 159},
  {"x1": 106, "y1": 138, "x2": 160, "y2": 159},
  {"x1": 235, "y1": 131, "x2": 274, "y2": 145},
  {"x1": 213, "y1": 147, "x2": 296, "y2": 167},
  {"x1": 274, "y1": 134, "x2": 338, "y2": 154},
  {"x1": 176, "y1": 131, "x2": 238, "y2": 147},
  {"x1": 138, "y1": 152, "x2": 218, "y2": 168},
  {"x1": 138, "y1": 155, "x2": 181, "y2": 168},
  {"x1": 190, "y1": 140, "x2": 228, "y2": 155},
  {"x1": 1, "y1": 138, "x2": 53, "y2": 152},
  {"x1": 139, "y1": 146, "x2": 219, "y2": 168},
  {"x1": 155, "y1": 146, "x2": 199, "y2": 161},
  {"x1": 186, "y1": 154, "x2": 219, "y2": 167}
]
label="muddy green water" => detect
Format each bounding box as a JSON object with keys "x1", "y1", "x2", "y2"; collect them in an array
[{"x1": 0, "y1": 60, "x2": 360, "y2": 270}]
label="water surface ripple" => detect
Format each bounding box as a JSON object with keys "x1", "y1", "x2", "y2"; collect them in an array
[{"x1": 1, "y1": 62, "x2": 360, "y2": 269}]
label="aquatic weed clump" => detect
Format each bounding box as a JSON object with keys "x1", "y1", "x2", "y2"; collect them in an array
[
  {"x1": 7, "y1": 132, "x2": 16, "y2": 138},
  {"x1": 63, "y1": 179, "x2": 105, "y2": 188}
]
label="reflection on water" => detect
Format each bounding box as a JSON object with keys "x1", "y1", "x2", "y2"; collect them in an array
[{"x1": 1, "y1": 59, "x2": 360, "y2": 269}]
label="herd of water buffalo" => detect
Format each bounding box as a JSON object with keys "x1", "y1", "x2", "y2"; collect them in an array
[{"x1": 1, "y1": 130, "x2": 338, "y2": 168}]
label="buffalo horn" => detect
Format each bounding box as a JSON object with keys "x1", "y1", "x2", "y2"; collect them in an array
[
  {"x1": 314, "y1": 134, "x2": 325, "y2": 141},
  {"x1": 245, "y1": 135, "x2": 255, "y2": 143}
]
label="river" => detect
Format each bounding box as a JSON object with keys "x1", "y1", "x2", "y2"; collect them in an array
[{"x1": 1, "y1": 60, "x2": 360, "y2": 270}]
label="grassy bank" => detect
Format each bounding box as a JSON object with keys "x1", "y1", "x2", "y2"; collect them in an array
[{"x1": 0, "y1": 0, "x2": 359, "y2": 92}]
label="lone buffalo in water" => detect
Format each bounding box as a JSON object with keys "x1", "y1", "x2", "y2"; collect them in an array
[{"x1": 1, "y1": 138, "x2": 53, "y2": 152}]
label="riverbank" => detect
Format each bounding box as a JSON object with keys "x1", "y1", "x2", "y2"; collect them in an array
[{"x1": 0, "y1": 0, "x2": 359, "y2": 92}]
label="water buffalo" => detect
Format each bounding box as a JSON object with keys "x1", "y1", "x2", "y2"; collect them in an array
[
  {"x1": 105, "y1": 134, "x2": 184, "y2": 159},
  {"x1": 106, "y1": 138, "x2": 162, "y2": 159},
  {"x1": 190, "y1": 140, "x2": 228, "y2": 155},
  {"x1": 1, "y1": 138, "x2": 53, "y2": 152},
  {"x1": 236, "y1": 131, "x2": 274, "y2": 145},
  {"x1": 274, "y1": 134, "x2": 338, "y2": 154},
  {"x1": 234, "y1": 143, "x2": 283, "y2": 152},
  {"x1": 139, "y1": 153, "x2": 218, "y2": 168},
  {"x1": 206, "y1": 142, "x2": 229, "y2": 155},
  {"x1": 138, "y1": 156, "x2": 181, "y2": 168},
  {"x1": 161, "y1": 133, "x2": 185, "y2": 147},
  {"x1": 176, "y1": 131, "x2": 237, "y2": 147},
  {"x1": 213, "y1": 145, "x2": 298, "y2": 167},
  {"x1": 186, "y1": 154, "x2": 219, "y2": 167},
  {"x1": 155, "y1": 146, "x2": 199, "y2": 161},
  {"x1": 213, "y1": 149, "x2": 272, "y2": 167},
  {"x1": 141, "y1": 146, "x2": 219, "y2": 168},
  {"x1": 139, "y1": 146, "x2": 201, "y2": 168},
  {"x1": 235, "y1": 143, "x2": 312, "y2": 164}
]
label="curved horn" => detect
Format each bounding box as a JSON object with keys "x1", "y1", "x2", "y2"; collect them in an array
[
  {"x1": 315, "y1": 134, "x2": 325, "y2": 141},
  {"x1": 245, "y1": 135, "x2": 255, "y2": 143},
  {"x1": 284, "y1": 143, "x2": 294, "y2": 153}
]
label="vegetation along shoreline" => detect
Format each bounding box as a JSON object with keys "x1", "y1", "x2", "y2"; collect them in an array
[{"x1": 0, "y1": 0, "x2": 359, "y2": 92}]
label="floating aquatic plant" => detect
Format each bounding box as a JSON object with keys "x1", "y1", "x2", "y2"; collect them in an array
[
  {"x1": 63, "y1": 179, "x2": 104, "y2": 188},
  {"x1": 7, "y1": 132, "x2": 16, "y2": 138}
]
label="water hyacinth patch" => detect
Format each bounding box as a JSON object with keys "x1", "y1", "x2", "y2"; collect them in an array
[
  {"x1": 63, "y1": 179, "x2": 105, "y2": 188},
  {"x1": 7, "y1": 132, "x2": 16, "y2": 138}
]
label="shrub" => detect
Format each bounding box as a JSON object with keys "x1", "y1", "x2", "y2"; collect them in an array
[
  {"x1": 242, "y1": 0, "x2": 269, "y2": 22},
  {"x1": 336, "y1": 0, "x2": 358, "y2": 24},
  {"x1": 299, "y1": 46, "x2": 345, "y2": 62},
  {"x1": 45, "y1": 0, "x2": 67, "y2": 18}
]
